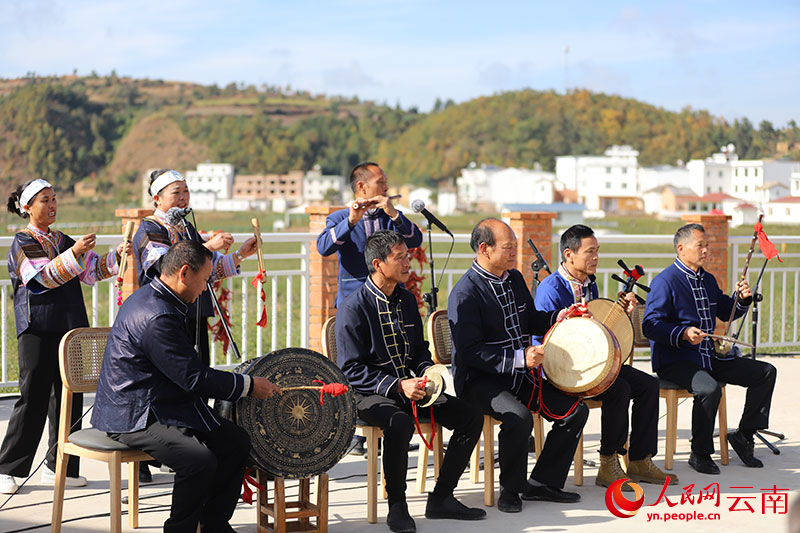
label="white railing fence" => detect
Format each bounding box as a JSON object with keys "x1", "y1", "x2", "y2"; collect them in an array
[{"x1": 0, "y1": 232, "x2": 798, "y2": 389}]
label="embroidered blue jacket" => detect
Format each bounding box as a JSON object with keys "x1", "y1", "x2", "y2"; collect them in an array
[
  {"x1": 92, "y1": 278, "x2": 250, "y2": 433},
  {"x1": 448, "y1": 263, "x2": 558, "y2": 396},
  {"x1": 643, "y1": 259, "x2": 751, "y2": 371},
  {"x1": 316, "y1": 208, "x2": 422, "y2": 308},
  {"x1": 335, "y1": 276, "x2": 432, "y2": 402}
]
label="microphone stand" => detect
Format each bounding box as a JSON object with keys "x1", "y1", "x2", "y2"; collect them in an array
[
  {"x1": 740, "y1": 257, "x2": 784, "y2": 453},
  {"x1": 182, "y1": 212, "x2": 242, "y2": 361},
  {"x1": 527, "y1": 239, "x2": 551, "y2": 300},
  {"x1": 422, "y1": 219, "x2": 438, "y2": 315}
]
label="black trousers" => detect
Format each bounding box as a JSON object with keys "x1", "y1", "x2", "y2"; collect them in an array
[
  {"x1": 657, "y1": 357, "x2": 776, "y2": 456},
  {"x1": 0, "y1": 331, "x2": 81, "y2": 478},
  {"x1": 593, "y1": 365, "x2": 659, "y2": 460},
  {"x1": 355, "y1": 392, "x2": 482, "y2": 506},
  {"x1": 111, "y1": 416, "x2": 250, "y2": 533},
  {"x1": 462, "y1": 374, "x2": 588, "y2": 492}
]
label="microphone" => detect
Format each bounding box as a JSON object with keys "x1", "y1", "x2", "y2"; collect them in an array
[
  {"x1": 165, "y1": 207, "x2": 192, "y2": 226},
  {"x1": 411, "y1": 200, "x2": 452, "y2": 236}
]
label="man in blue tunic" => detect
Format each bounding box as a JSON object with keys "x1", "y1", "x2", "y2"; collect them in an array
[
  {"x1": 643, "y1": 223, "x2": 777, "y2": 474},
  {"x1": 336, "y1": 230, "x2": 485, "y2": 533},
  {"x1": 448, "y1": 218, "x2": 587, "y2": 513},
  {"x1": 316, "y1": 161, "x2": 422, "y2": 308},
  {"x1": 92, "y1": 241, "x2": 282, "y2": 533},
  {"x1": 534, "y1": 224, "x2": 672, "y2": 489},
  {"x1": 316, "y1": 161, "x2": 423, "y2": 455}
]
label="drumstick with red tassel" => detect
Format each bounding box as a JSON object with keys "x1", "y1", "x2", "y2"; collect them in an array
[
  {"x1": 276, "y1": 380, "x2": 348, "y2": 405},
  {"x1": 115, "y1": 221, "x2": 135, "y2": 306},
  {"x1": 250, "y1": 218, "x2": 268, "y2": 328}
]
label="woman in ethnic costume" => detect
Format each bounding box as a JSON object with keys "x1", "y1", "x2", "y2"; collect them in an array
[
  {"x1": 133, "y1": 169, "x2": 258, "y2": 368},
  {"x1": 0, "y1": 179, "x2": 130, "y2": 495}
]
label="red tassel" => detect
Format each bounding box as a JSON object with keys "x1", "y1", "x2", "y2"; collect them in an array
[
  {"x1": 312, "y1": 380, "x2": 348, "y2": 404},
  {"x1": 240, "y1": 467, "x2": 267, "y2": 504},
  {"x1": 755, "y1": 221, "x2": 782, "y2": 263},
  {"x1": 256, "y1": 308, "x2": 268, "y2": 328},
  {"x1": 250, "y1": 269, "x2": 266, "y2": 289}
]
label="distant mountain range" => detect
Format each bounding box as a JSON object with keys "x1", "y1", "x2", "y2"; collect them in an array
[{"x1": 1, "y1": 74, "x2": 797, "y2": 204}]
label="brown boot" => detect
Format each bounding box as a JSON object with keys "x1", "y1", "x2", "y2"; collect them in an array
[
  {"x1": 627, "y1": 454, "x2": 679, "y2": 485},
  {"x1": 595, "y1": 453, "x2": 634, "y2": 492}
]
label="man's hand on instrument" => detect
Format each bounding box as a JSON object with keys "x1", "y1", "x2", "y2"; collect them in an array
[
  {"x1": 524, "y1": 345, "x2": 545, "y2": 369},
  {"x1": 251, "y1": 377, "x2": 282, "y2": 399},
  {"x1": 681, "y1": 326, "x2": 706, "y2": 345},
  {"x1": 737, "y1": 279, "x2": 752, "y2": 300},
  {"x1": 399, "y1": 378, "x2": 426, "y2": 401},
  {"x1": 623, "y1": 292, "x2": 638, "y2": 315},
  {"x1": 348, "y1": 199, "x2": 370, "y2": 225},
  {"x1": 556, "y1": 302, "x2": 591, "y2": 323},
  {"x1": 372, "y1": 195, "x2": 399, "y2": 219}
]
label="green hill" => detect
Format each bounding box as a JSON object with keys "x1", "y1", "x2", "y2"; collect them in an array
[{"x1": 1, "y1": 74, "x2": 798, "y2": 204}]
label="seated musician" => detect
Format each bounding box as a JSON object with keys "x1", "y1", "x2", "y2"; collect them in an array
[
  {"x1": 533, "y1": 224, "x2": 673, "y2": 488},
  {"x1": 448, "y1": 218, "x2": 587, "y2": 513},
  {"x1": 643, "y1": 223, "x2": 777, "y2": 474},
  {"x1": 92, "y1": 241, "x2": 281, "y2": 533},
  {"x1": 336, "y1": 230, "x2": 485, "y2": 533}
]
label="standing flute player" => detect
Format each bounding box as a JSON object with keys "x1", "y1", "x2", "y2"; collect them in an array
[{"x1": 643, "y1": 223, "x2": 777, "y2": 474}]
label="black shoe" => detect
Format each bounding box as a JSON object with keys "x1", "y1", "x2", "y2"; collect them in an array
[
  {"x1": 527, "y1": 435, "x2": 536, "y2": 454},
  {"x1": 425, "y1": 493, "x2": 486, "y2": 520},
  {"x1": 349, "y1": 437, "x2": 367, "y2": 456},
  {"x1": 138, "y1": 463, "x2": 152, "y2": 484},
  {"x1": 497, "y1": 489, "x2": 522, "y2": 513},
  {"x1": 521, "y1": 484, "x2": 581, "y2": 503},
  {"x1": 728, "y1": 430, "x2": 763, "y2": 468},
  {"x1": 688, "y1": 453, "x2": 720, "y2": 475},
  {"x1": 387, "y1": 502, "x2": 416, "y2": 533}
]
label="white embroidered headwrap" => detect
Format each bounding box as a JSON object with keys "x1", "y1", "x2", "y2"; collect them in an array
[
  {"x1": 149, "y1": 170, "x2": 186, "y2": 196},
  {"x1": 20, "y1": 179, "x2": 53, "y2": 208}
]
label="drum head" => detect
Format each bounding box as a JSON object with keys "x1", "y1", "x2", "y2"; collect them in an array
[
  {"x1": 543, "y1": 316, "x2": 618, "y2": 395},
  {"x1": 232, "y1": 348, "x2": 356, "y2": 478},
  {"x1": 587, "y1": 298, "x2": 635, "y2": 361}
]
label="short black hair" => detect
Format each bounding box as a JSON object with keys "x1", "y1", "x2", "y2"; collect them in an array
[
  {"x1": 674, "y1": 223, "x2": 705, "y2": 251},
  {"x1": 161, "y1": 240, "x2": 213, "y2": 276},
  {"x1": 364, "y1": 230, "x2": 405, "y2": 274},
  {"x1": 470, "y1": 218, "x2": 499, "y2": 252},
  {"x1": 6, "y1": 179, "x2": 39, "y2": 219},
  {"x1": 348, "y1": 161, "x2": 380, "y2": 192},
  {"x1": 560, "y1": 224, "x2": 595, "y2": 261}
]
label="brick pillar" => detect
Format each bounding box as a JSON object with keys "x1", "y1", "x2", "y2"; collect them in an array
[
  {"x1": 681, "y1": 214, "x2": 730, "y2": 292},
  {"x1": 306, "y1": 205, "x2": 344, "y2": 353},
  {"x1": 507, "y1": 212, "x2": 557, "y2": 289},
  {"x1": 115, "y1": 208, "x2": 154, "y2": 303}
]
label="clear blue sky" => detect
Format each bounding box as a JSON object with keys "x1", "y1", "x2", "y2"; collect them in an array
[{"x1": 1, "y1": 0, "x2": 798, "y2": 126}]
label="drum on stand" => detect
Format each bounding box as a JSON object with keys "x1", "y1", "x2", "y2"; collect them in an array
[
  {"x1": 542, "y1": 316, "x2": 622, "y2": 398},
  {"x1": 586, "y1": 297, "x2": 635, "y2": 363},
  {"x1": 214, "y1": 347, "x2": 356, "y2": 479}
]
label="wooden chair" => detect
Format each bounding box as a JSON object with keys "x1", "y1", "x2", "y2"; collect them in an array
[
  {"x1": 630, "y1": 304, "x2": 729, "y2": 470},
  {"x1": 428, "y1": 310, "x2": 541, "y2": 506},
  {"x1": 321, "y1": 316, "x2": 442, "y2": 524},
  {"x1": 52, "y1": 327, "x2": 153, "y2": 533}
]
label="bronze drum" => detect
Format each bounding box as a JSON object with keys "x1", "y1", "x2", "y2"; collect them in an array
[{"x1": 215, "y1": 347, "x2": 356, "y2": 478}]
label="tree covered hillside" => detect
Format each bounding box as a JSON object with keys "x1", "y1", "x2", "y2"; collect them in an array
[{"x1": 1, "y1": 74, "x2": 798, "y2": 203}]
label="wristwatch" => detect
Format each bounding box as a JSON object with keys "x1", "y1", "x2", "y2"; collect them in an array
[{"x1": 234, "y1": 249, "x2": 243, "y2": 261}]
